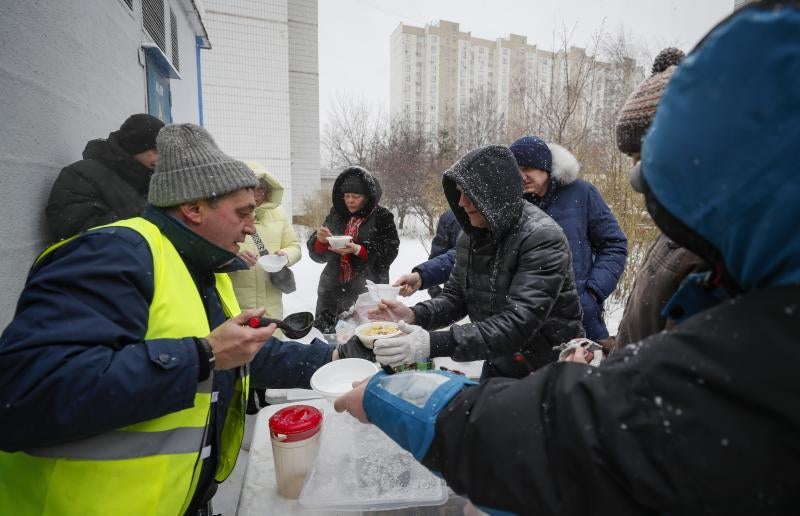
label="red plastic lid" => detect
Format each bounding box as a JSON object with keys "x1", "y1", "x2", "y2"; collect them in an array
[{"x1": 268, "y1": 405, "x2": 323, "y2": 443}]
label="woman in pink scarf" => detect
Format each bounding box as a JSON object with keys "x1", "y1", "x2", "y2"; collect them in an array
[{"x1": 308, "y1": 166, "x2": 399, "y2": 332}]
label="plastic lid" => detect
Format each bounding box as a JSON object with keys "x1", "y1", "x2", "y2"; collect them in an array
[{"x1": 269, "y1": 405, "x2": 323, "y2": 442}]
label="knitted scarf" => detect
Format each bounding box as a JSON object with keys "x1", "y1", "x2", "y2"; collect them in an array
[{"x1": 339, "y1": 209, "x2": 374, "y2": 282}]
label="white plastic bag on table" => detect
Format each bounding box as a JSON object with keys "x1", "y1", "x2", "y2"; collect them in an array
[{"x1": 353, "y1": 292, "x2": 378, "y2": 325}]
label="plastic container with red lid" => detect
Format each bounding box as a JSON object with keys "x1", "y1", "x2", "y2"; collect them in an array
[
  {"x1": 268, "y1": 404, "x2": 323, "y2": 443},
  {"x1": 268, "y1": 404, "x2": 324, "y2": 499}
]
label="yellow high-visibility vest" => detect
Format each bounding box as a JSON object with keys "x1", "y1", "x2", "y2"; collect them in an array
[{"x1": 0, "y1": 217, "x2": 248, "y2": 515}]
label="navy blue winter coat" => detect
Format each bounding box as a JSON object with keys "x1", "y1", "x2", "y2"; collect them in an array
[
  {"x1": 429, "y1": 209, "x2": 461, "y2": 258},
  {"x1": 426, "y1": 209, "x2": 461, "y2": 297},
  {"x1": 524, "y1": 144, "x2": 627, "y2": 340}
]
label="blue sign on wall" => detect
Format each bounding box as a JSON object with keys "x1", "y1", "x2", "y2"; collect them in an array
[{"x1": 145, "y1": 52, "x2": 172, "y2": 123}]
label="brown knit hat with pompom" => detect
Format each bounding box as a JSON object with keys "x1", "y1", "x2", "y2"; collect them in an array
[{"x1": 615, "y1": 47, "x2": 685, "y2": 155}]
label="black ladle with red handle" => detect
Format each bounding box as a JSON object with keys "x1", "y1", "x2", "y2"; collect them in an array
[{"x1": 247, "y1": 311, "x2": 314, "y2": 339}]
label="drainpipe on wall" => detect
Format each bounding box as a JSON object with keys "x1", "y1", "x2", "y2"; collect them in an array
[{"x1": 196, "y1": 35, "x2": 205, "y2": 126}]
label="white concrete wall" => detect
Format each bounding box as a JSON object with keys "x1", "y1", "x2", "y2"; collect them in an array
[
  {"x1": 200, "y1": 0, "x2": 293, "y2": 213},
  {"x1": 200, "y1": 0, "x2": 320, "y2": 220},
  {"x1": 170, "y1": 3, "x2": 203, "y2": 124},
  {"x1": 0, "y1": 0, "x2": 203, "y2": 328},
  {"x1": 287, "y1": 0, "x2": 321, "y2": 217}
]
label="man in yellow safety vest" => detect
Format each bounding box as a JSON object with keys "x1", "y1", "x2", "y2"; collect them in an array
[{"x1": 0, "y1": 124, "x2": 337, "y2": 515}]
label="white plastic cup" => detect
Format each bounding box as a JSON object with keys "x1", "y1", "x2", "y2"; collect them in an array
[
  {"x1": 375, "y1": 284, "x2": 400, "y2": 301},
  {"x1": 268, "y1": 405, "x2": 324, "y2": 499}
]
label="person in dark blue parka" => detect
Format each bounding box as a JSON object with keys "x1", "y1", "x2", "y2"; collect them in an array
[
  {"x1": 510, "y1": 137, "x2": 627, "y2": 340},
  {"x1": 424, "y1": 209, "x2": 461, "y2": 298}
]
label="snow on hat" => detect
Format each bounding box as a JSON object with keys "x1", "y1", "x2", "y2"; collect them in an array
[
  {"x1": 615, "y1": 47, "x2": 685, "y2": 155},
  {"x1": 115, "y1": 113, "x2": 164, "y2": 155},
  {"x1": 509, "y1": 135, "x2": 553, "y2": 173},
  {"x1": 340, "y1": 174, "x2": 367, "y2": 195},
  {"x1": 147, "y1": 123, "x2": 258, "y2": 207}
]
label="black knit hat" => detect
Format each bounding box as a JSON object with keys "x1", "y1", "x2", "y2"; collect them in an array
[
  {"x1": 340, "y1": 175, "x2": 367, "y2": 195},
  {"x1": 115, "y1": 114, "x2": 165, "y2": 155},
  {"x1": 615, "y1": 48, "x2": 685, "y2": 155},
  {"x1": 509, "y1": 135, "x2": 552, "y2": 173}
]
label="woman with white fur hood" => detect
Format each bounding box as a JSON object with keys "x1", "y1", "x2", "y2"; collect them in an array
[{"x1": 509, "y1": 136, "x2": 627, "y2": 341}]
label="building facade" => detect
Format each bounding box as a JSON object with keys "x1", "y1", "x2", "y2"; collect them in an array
[
  {"x1": 390, "y1": 20, "x2": 641, "y2": 139},
  {"x1": 200, "y1": 0, "x2": 320, "y2": 219},
  {"x1": 0, "y1": 0, "x2": 209, "y2": 328}
]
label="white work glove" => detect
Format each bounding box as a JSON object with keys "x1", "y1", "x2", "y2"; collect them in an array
[
  {"x1": 373, "y1": 321, "x2": 430, "y2": 368},
  {"x1": 554, "y1": 338, "x2": 605, "y2": 367}
]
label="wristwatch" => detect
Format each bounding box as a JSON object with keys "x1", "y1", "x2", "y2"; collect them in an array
[{"x1": 194, "y1": 337, "x2": 215, "y2": 381}]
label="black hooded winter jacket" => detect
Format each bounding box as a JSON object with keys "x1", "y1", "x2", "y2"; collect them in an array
[
  {"x1": 307, "y1": 167, "x2": 400, "y2": 308},
  {"x1": 45, "y1": 133, "x2": 153, "y2": 240},
  {"x1": 411, "y1": 146, "x2": 584, "y2": 376}
]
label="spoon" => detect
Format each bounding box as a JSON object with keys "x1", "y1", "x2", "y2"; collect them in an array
[{"x1": 247, "y1": 311, "x2": 314, "y2": 339}]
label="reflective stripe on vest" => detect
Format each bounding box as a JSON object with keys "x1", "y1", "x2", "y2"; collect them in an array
[{"x1": 0, "y1": 218, "x2": 247, "y2": 516}]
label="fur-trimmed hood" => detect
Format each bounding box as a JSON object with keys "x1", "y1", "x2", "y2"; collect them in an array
[{"x1": 548, "y1": 143, "x2": 581, "y2": 186}]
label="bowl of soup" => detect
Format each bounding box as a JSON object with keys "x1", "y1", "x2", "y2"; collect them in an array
[{"x1": 354, "y1": 321, "x2": 402, "y2": 349}]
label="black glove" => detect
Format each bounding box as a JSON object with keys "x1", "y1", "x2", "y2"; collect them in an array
[
  {"x1": 336, "y1": 335, "x2": 376, "y2": 362},
  {"x1": 313, "y1": 310, "x2": 338, "y2": 334}
]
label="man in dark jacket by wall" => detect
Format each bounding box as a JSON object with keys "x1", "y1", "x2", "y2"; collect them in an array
[
  {"x1": 369, "y1": 145, "x2": 584, "y2": 378},
  {"x1": 45, "y1": 113, "x2": 164, "y2": 240},
  {"x1": 335, "y1": 3, "x2": 800, "y2": 514}
]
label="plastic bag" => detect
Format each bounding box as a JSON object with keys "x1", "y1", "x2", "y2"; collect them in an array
[{"x1": 335, "y1": 319, "x2": 356, "y2": 344}]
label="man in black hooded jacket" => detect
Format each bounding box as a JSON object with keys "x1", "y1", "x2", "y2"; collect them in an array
[
  {"x1": 45, "y1": 113, "x2": 164, "y2": 240},
  {"x1": 369, "y1": 145, "x2": 584, "y2": 378}
]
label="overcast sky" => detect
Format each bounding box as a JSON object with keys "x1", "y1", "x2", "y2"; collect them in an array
[{"x1": 317, "y1": 0, "x2": 733, "y2": 128}]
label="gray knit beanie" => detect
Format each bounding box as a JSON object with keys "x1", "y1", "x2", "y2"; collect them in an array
[{"x1": 148, "y1": 123, "x2": 258, "y2": 207}]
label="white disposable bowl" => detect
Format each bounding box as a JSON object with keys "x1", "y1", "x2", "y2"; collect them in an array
[
  {"x1": 257, "y1": 254, "x2": 288, "y2": 273},
  {"x1": 310, "y1": 358, "x2": 379, "y2": 404},
  {"x1": 373, "y1": 284, "x2": 400, "y2": 301},
  {"x1": 354, "y1": 321, "x2": 402, "y2": 348},
  {"x1": 327, "y1": 235, "x2": 352, "y2": 249}
]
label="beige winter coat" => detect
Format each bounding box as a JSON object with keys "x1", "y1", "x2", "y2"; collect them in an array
[{"x1": 229, "y1": 165, "x2": 301, "y2": 319}]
